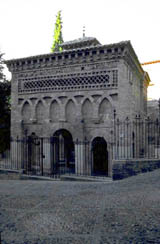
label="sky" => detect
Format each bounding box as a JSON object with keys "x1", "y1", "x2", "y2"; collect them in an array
[{"x1": 0, "y1": 0, "x2": 160, "y2": 100}]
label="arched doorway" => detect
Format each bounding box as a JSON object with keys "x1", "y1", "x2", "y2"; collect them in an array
[
  {"x1": 92, "y1": 137, "x2": 108, "y2": 176},
  {"x1": 27, "y1": 133, "x2": 41, "y2": 174},
  {"x1": 52, "y1": 129, "x2": 75, "y2": 174}
]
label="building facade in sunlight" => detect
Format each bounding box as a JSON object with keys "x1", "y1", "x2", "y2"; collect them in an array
[{"x1": 5, "y1": 37, "x2": 150, "y2": 177}]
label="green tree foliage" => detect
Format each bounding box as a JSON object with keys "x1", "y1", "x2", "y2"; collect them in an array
[
  {"x1": 51, "y1": 11, "x2": 63, "y2": 52},
  {"x1": 0, "y1": 52, "x2": 11, "y2": 154}
]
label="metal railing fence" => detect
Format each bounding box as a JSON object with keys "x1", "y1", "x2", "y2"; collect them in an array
[
  {"x1": 1, "y1": 116, "x2": 160, "y2": 177},
  {"x1": 113, "y1": 116, "x2": 160, "y2": 160}
]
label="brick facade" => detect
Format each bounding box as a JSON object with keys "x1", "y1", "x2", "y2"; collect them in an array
[{"x1": 5, "y1": 37, "x2": 150, "y2": 177}]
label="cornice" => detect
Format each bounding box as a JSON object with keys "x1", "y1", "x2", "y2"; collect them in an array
[
  {"x1": 126, "y1": 42, "x2": 145, "y2": 75},
  {"x1": 5, "y1": 40, "x2": 147, "y2": 83},
  {"x1": 4, "y1": 41, "x2": 128, "y2": 73},
  {"x1": 123, "y1": 43, "x2": 151, "y2": 86}
]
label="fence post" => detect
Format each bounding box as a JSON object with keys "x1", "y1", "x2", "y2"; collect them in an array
[
  {"x1": 41, "y1": 138, "x2": 43, "y2": 176},
  {"x1": 113, "y1": 109, "x2": 116, "y2": 160}
]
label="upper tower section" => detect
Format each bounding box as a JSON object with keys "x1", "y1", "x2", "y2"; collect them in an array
[{"x1": 4, "y1": 38, "x2": 150, "y2": 96}]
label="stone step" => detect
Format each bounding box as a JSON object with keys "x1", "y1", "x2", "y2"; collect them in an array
[{"x1": 60, "y1": 174, "x2": 113, "y2": 182}]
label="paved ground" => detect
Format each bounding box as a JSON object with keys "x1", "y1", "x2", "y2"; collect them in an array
[{"x1": 0, "y1": 170, "x2": 160, "y2": 244}]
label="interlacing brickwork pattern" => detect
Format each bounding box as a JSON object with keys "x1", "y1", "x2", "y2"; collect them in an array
[{"x1": 18, "y1": 70, "x2": 118, "y2": 94}]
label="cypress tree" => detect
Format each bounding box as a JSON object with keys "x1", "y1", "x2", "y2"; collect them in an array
[{"x1": 51, "y1": 11, "x2": 63, "y2": 52}]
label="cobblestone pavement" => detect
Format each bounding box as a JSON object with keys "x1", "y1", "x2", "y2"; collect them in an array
[{"x1": 0, "y1": 170, "x2": 160, "y2": 244}]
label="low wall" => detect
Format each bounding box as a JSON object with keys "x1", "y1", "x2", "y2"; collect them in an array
[
  {"x1": 112, "y1": 159, "x2": 160, "y2": 180},
  {"x1": 0, "y1": 169, "x2": 21, "y2": 180},
  {"x1": 0, "y1": 169, "x2": 59, "y2": 181}
]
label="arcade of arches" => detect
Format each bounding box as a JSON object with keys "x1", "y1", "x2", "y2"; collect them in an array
[
  {"x1": 20, "y1": 96, "x2": 112, "y2": 177},
  {"x1": 27, "y1": 130, "x2": 109, "y2": 176},
  {"x1": 21, "y1": 97, "x2": 113, "y2": 123}
]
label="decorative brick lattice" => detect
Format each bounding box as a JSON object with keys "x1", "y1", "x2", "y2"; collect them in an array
[{"x1": 18, "y1": 70, "x2": 118, "y2": 94}]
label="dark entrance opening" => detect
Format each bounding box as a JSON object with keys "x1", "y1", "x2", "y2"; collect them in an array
[
  {"x1": 52, "y1": 129, "x2": 75, "y2": 174},
  {"x1": 92, "y1": 137, "x2": 108, "y2": 176},
  {"x1": 26, "y1": 132, "x2": 42, "y2": 175}
]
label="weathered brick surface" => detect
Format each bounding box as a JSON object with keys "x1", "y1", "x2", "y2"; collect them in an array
[{"x1": 5, "y1": 39, "x2": 150, "y2": 177}]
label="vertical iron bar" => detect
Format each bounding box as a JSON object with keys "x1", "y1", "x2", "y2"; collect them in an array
[
  {"x1": 126, "y1": 118, "x2": 129, "y2": 159},
  {"x1": 156, "y1": 119, "x2": 159, "y2": 158},
  {"x1": 16, "y1": 137, "x2": 18, "y2": 170},
  {"x1": 123, "y1": 120, "x2": 125, "y2": 159},
  {"x1": 117, "y1": 119, "x2": 119, "y2": 160},
  {"x1": 84, "y1": 138, "x2": 86, "y2": 176},
  {"x1": 80, "y1": 140, "x2": 82, "y2": 175},
  {"x1": 120, "y1": 121, "x2": 121, "y2": 159},
  {"x1": 153, "y1": 121, "x2": 155, "y2": 158},
  {"x1": 148, "y1": 118, "x2": 150, "y2": 158},
  {"x1": 142, "y1": 118, "x2": 144, "y2": 158},
  {"x1": 41, "y1": 138, "x2": 43, "y2": 176},
  {"x1": 135, "y1": 116, "x2": 138, "y2": 158},
  {"x1": 113, "y1": 109, "x2": 116, "y2": 160},
  {"x1": 88, "y1": 140, "x2": 90, "y2": 176},
  {"x1": 76, "y1": 139, "x2": 78, "y2": 176},
  {"x1": 120, "y1": 121, "x2": 122, "y2": 159}
]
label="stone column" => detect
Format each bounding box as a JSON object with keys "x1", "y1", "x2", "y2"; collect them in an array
[
  {"x1": 74, "y1": 138, "x2": 92, "y2": 176},
  {"x1": 75, "y1": 139, "x2": 85, "y2": 175},
  {"x1": 41, "y1": 138, "x2": 52, "y2": 175}
]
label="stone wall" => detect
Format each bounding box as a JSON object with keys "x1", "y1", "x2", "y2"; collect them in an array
[
  {"x1": 0, "y1": 169, "x2": 21, "y2": 180},
  {"x1": 112, "y1": 159, "x2": 160, "y2": 180}
]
